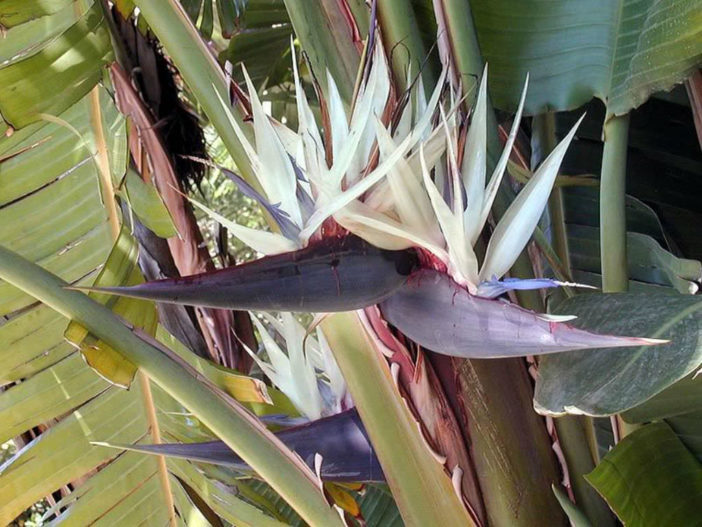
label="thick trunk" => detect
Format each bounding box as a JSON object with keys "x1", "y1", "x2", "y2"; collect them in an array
[{"x1": 431, "y1": 354, "x2": 567, "y2": 526}]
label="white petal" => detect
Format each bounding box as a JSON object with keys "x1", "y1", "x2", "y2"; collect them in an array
[
  {"x1": 243, "y1": 66, "x2": 302, "y2": 226},
  {"x1": 479, "y1": 114, "x2": 584, "y2": 281},
  {"x1": 188, "y1": 193, "x2": 299, "y2": 255},
  {"x1": 374, "y1": 119, "x2": 441, "y2": 243},
  {"x1": 420, "y1": 146, "x2": 479, "y2": 287},
  {"x1": 462, "y1": 65, "x2": 488, "y2": 242},
  {"x1": 476, "y1": 74, "x2": 529, "y2": 244},
  {"x1": 336, "y1": 199, "x2": 449, "y2": 259},
  {"x1": 326, "y1": 70, "x2": 349, "y2": 163}
]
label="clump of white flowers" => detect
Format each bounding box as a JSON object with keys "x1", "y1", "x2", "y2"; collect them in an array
[{"x1": 195, "y1": 43, "x2": 582, "y2": 298}]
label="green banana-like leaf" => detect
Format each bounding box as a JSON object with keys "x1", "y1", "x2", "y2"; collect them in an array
[
  {"x1": 534, "y1": 293, "x2": 702, "y2": 416},
  {"x1": 42, "y1": 450, "x2": 211, "y2": 526},
  {"x1": 667, "y1": 410, "x2": 702, "y2": 463},
  {"x1": 623, "y1": 370, "x2": 702, "y2": 423},
  {"x1": 586, "y1": 422, "x2": 702, "y2": 526},
  {"x1": 0, "y1": 1, "x2": 113, "y2": 128},
  {"x1": 0, "y1": 384, "x2": 147, "y2": 524},
  {"x1": 0, "y1": 3, "x2": 278, "y2": 524},
  {"x1": 169, "y1": 458, "x2": 288, "y2": 527},
  {"x1": 238, "y1": 479, "x2": 404, "y2": 527},
  {"x1": 622, "y1": 370, "x2": 702, "y2": 463},
  {"x1": 470, "y1": 0, "x2": 702, "y2": 115},
  {"x1": 122, "y1": 169, "x2": 178, "y2": 239}
]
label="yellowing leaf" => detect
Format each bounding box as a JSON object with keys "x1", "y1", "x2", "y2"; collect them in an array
[
  {"x1": 156, "y1": 328, "x2": 272, "y2": 405},
  {"x1": 325, "y1": 483, "x2": 361, "y2": 519},
  {"x1": 65, "y1": 227, "x2": 157, "y2": 387}
]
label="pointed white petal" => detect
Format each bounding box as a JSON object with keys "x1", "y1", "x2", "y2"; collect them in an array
[
  {"x1": 250, "y1": 314, "x2": 322, "y2": 419},
  {"x1": 374, "y1": 119, "x2": 441, "y2": 242},
  {"x1": 394, "y1": 96, "x2": 413, "y2": 142},
  {"x1": 336, "y1": 199, "x2": 449, "y2": 259},
  {"x1": 299, "y1": 69, "x2": 447, "y2": 242},
  {"x1": 188, "y1": 193, "x2": 299, "y2": 255},
  {"x1": 326, "y1": 70, "x2": 349, "y2": 163},
  {"x1": 420, "y1": 146, "x2": 479, "y2": 287},
  {"x1": 271, "y1": 119, "x2": 302, "y2": 159},
  {"x1": 291, "y1": 45, "x2": 326, "y2": 189},
  {"x1": 476, "y1": 74, "x2": 529, "y2": 244},
  {"x1": 439, "y1": 105, "x2": 464, "y2": 217},
  {"x1": 279, "y1": 313, "x2": 323, "y2": 420},
  {"x1": 406, "y1": 127, "x2": 448, "y2": 178},
  {"x1": 317, "y1": 328, "x2": 347, "y2": 412},
  {"x1": 479, "y1": 114, "x2": 584, "y2": 281},
  {"x1": 462, "y1": 65, "x2": 488, "y2": 241},
  {"x1": 214, "y1": 88, "x2": 264, "y2": 178},
  {"x1": 242, "y1": 66, "x2": 302, "y2": 226},
  {"x1": 362, "y1": 179, "x2": 395, "y2": 212},
  {"x1": 249, "y1": 315, "x2": 291, "y2": 384}
]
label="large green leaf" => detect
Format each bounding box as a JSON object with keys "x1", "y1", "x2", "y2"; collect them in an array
[
  {"x1": 667, "y1": 410, "x2": 702, "y2": 463},
  {"x1": 169, "y1": 458, "x2": 287, "y2": 527},
  {"x1": 622, "y1": 370, "x2": 702, "y2": 463},
  {"x1": 0, "y1": 2, "x2": 113, "y2": 128},
  {"x1": 0, "y1": 3, "x2": 275, "y2": 524},
  {"x1": 219, "y1": 477, "x2": 403, "y2": 527},
  {"x1": 534, "y1": 293, "x2": 702, "y2": 416},
  {"x1": 552, "y1": 185, "x2": 701, "y2": 295},
  {"x1": 0, "y1": 385, "x2": 145, "y2": 524},
  {"x1": 471, "y1": 0, "x2": 702, "y2": 115},
  {"x1": 623, "y1": 370, "x2": 702, "y2": 422},
  {"x1": 586, "y1": 422, "x2": 702, "y2": 526}
]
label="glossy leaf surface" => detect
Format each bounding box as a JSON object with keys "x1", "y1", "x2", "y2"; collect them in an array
[
  {"x1": 586, "y1": 422, "x2": 702, "y2": 526},
  {"x1": 535, "y1": 292, "x2": 702, "y2": 416},
  {"x1": 471, "y1": 0, "x2": 702, "y2": 115}
]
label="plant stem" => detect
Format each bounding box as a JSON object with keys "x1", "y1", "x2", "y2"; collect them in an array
[
  {"x1": 443, "y1": 357, "x2": 566, "y2": 526},
  {"x1": 435, "y1": 0, "x2": 542, "y2": 308},
  {"x1": 321, "y1": 312, "x2": 475, "y2": 527},
  {"x1": 283, "y1": 0, "x2": 361, "y2": 103},
  {"x1": 434, "y1": 0, "x2": 501, "y2": 157},
  {"x1": 0, "y1": 245, "x2": 343, "y2": 527},
  {"x1": 553, "y1": 417, "x2": 616, "y2": 527},
  {"x1": 425, "y1": 3, "x2": 568, "y2": 524},
  {"x1": 132, "y1": 0, "x2": 256, "y2": 186},
  {"x1": 376, "y1": 0, "x2": 430, "y2": 91},
  {"x1": 533, "y1": 113, "x2": 572, "y2": 272},
  {"x1": 138, "y1": 372, "x2": 177, "y2": 527},
  {"x1": 88, "y1": 87, "x2": 120, "y2": 241},
  {"x1": 600, "y1": 113, "x2": 630, "y2": 292},
  {"x1": 534, "y1": 113, "x2": 613, "y2": 524}
]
